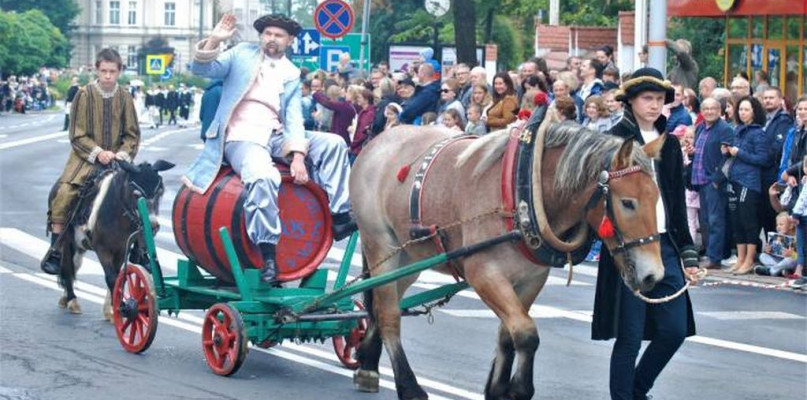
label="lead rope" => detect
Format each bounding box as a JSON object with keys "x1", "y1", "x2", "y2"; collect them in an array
[{"x1": 632, "y1": 263, "x2": 707, "y2": 304}]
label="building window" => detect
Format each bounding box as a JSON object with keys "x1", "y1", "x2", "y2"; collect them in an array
[
  {"x1": 164, "y1": 2, "x2": 176, "y2": 26},
  {"x1": 95, "y1": 1, "x2": 102, "y2": 24},
  {"x1": 128, "y1": 1, "x2": 137, "y2": 25},
  {"x1": 193, "y1": 0, "x2": 200, "y2": 27},
  {"x1": 127, "y1": 45, "x2": 138, "y2": 69},
  {"x1": 109, "y1": 1, "x2": 120, "y2": 25}
]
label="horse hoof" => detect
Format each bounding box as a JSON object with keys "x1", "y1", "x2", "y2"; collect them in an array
[
  {"x1": 353, "y1": 369, "x2": 380, "y2": 393},
  {"x1": 67, "y1": 299, "x2": 82, "y2": 314},
  {"x1": 58, "y1": 296, "x2": 68, "y2": 309}
]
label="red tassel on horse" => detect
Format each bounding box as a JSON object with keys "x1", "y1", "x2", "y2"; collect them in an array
[
  {"x1": 598, "y1": 216, "x2": 615, "y2": 238},
  {"x1": 396, "y1": 165, "x2": 411, "y2": 182}
]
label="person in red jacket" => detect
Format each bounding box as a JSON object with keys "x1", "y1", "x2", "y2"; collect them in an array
[{"x1": 349, "y1": 88, "x2": 376, "y2": 162}]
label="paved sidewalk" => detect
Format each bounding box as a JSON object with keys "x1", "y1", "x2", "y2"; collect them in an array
[{"x1": 700, "y1": 267, "x2": 805, "y2": 293}]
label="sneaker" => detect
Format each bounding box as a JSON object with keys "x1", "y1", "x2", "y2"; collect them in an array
[
  {"x1": 721, "y1": 255, "x2": 738, "y2": 268},
  {"x1": 790, "y1": 277, "x2": 807, "y2": 289},
  {"x1": 753, "y1": 265, "x2": 770, "y2": 276}
]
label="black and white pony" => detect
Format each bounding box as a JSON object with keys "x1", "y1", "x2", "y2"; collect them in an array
[{"x1": 54, "y1": 160, "x2": 173, "y2": 318}]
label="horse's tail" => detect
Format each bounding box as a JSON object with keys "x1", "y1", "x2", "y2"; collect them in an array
[
  {"x1": 361, "y1": 253, "x2": 375, "y2": 324},
  {"x1": 455, "y1": 128, "x2": 511, "y2": 179}
]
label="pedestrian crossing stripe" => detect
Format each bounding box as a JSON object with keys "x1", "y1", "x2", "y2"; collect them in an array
[{"x1": 699, "y1": 311, "x2": 804, "y2": 321}]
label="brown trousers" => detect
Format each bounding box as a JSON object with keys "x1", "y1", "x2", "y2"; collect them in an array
[{"x1": 49, "y1": 182, "x2": 81, "y2": 224}]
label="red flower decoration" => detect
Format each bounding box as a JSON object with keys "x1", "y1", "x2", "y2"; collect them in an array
[
  {"x1": 517, "y1": 109, "x2": 532, "y2": 120},
  {"x1": 533, "y1": 91, "x2": 549, "y2": 107}
]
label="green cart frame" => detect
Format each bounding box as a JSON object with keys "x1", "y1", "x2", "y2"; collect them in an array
[{"x1": 111, "y1": 198, "x2": 479, "y2": 376}]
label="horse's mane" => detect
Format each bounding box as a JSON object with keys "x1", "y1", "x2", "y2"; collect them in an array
[
  {"x1": 455, "y1": 119, "x2": 653, "y2": 204},
  {"x1": 548, "y1": 122, "x2": 652, "y2": 205}
]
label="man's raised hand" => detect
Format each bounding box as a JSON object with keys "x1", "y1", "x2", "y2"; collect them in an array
[{"x1": 209, "y1": 13, "x2": 237, "y2": 45}]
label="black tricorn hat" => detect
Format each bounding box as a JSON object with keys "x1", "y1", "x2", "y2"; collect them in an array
[
  {"x1": 615, "y1": 67, "x2": 675, "y2": 104},
  {"x1": 253, "y1": 14, "x2": 302, "y2": 36}
]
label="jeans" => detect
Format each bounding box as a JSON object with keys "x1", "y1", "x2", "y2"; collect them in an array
[
  {"x1": 610, "y1": 234, "x2": 688, "y2": 400},
  {"x1": 699, "y1": 183, "x2": 727, "y2": 263}
]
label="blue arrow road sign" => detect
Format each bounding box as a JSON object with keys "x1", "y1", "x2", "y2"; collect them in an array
[
  {"x1": 160, "y1": 67, "x2": 173, "y2": 81},
  {"x1": 291, "y1": 29, "x2": 321, "y2": 57}
]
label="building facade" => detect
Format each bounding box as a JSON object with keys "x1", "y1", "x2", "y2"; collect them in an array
[
  {"x1": 668, "y1": 0, "x2": 806, "y2": 102},
  {"x1": 70, "y1": 0, "x2": 214, "y2": 73}
]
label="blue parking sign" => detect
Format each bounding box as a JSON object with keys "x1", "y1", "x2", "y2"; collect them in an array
[{"x1": 320, "y1": 46, "x2": 350, "y2": 73}]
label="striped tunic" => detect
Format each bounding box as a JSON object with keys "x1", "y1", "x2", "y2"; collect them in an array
[{"x1": 58, "y1": 82, "x2": 140, "y2": 184}]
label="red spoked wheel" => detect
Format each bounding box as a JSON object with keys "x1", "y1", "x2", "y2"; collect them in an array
[
  {"x1": 202, "y1": 303, "x2": 248, "y2": 376},
  {"x1": 112, "y1": 263, "x2": 159, "y2": 354},
  {"x1": 332, "y1": 299, "x2": 368, "y2": 370}
]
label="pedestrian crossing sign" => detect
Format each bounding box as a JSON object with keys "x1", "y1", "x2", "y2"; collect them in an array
[{"x1": 146, "y1": 55, "x2": 167, "y2": 75}]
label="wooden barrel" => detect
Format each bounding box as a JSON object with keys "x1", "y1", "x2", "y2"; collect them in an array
[{"x1": 172, "y1": 166, "x2": 333, "y2": 284}]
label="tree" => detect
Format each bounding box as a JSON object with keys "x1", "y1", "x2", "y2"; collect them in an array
[
  {"x1": 453, "y1": 0, "x2": 477, "y2": 66},
  {"x1": 0, "y1": 10, "x2": 69, "y2": 76},
  {"x1": 0, "y1": 0, "x2": 79, "y2": 68},
  {"x1": 0, "y1": 0, "x2": 80, "y2": 35}
]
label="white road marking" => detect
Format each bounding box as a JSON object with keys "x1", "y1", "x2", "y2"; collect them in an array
[
  {"x1": 2, "y1": 226, "x2": 805, "y2": 363},
  {"x1": 0, "y1": 134, "x2": 7, "y2": 138},
  {"x1": 189, "y1": 143, "x2": 204, "y2": 150},
  {"x1": 699, "y1": 311, "x2": 805, "y2": 321},
  {"x1": 141, "y1": 127, "x2": 195, "y2": 147},
  {"x1": 0, "y1": 264, "x2": 12, "y2": 273},
  {"x1": 441, "y1": 305, "x2": 589, "y2": 319},
  {"x1": 8, "y1": 271, "x2": 467, "y2": 400},
  {"x1": 0, "y1": 131, "x2": 67, "y2": 150}
]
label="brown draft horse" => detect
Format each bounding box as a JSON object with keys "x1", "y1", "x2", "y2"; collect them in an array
[{"x1": 349, "y1": 120, "x2": 666, "y2": 400}]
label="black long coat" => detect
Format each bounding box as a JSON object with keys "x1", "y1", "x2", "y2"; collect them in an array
[{"x1": 591, "y1": 108, "x2": 697, "y2": 341}]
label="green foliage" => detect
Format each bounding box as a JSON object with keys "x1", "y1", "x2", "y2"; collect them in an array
[
  {"x1": 0, "y1": 10, "x2": 70, "y2": 76},
  {"x1": 490, "y1": 15, "x2": 523, "y2": 71},
  {"x1": 0, "y1": 0, "x2": 79, "y2": 65},
  {"x1": 668, "y1": 17, "x2": 726, "y2": 83},
  {"x1": 0, "y1": 0, "x2": 81, "y2": 34}
]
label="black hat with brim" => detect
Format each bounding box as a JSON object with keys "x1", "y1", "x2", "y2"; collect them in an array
[
  {"x1": 615, "y1": 67, "x2": 675, "y2": 104},
  {"x1": 253, "y1": 14, "x2": 302, "y2": 36}
]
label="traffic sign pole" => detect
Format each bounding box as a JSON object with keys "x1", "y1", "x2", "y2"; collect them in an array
[{"x1": 359, "y1": 0, "x2": 371, "y2": 76}]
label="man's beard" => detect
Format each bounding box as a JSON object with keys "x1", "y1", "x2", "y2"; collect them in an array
[{"x1": 264, "y1": 42, "x2": 285, "y2": 57}]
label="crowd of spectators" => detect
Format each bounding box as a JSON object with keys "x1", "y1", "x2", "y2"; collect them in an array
[
  {"x1": 279, "y1": 45, "x2": 806, "y2": 288},
  {"x1": 0, "y1": 70, "x2": 56, "y2": 114}
]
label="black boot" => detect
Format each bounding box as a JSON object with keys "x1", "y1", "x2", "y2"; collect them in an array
[
  {"x1": 259, "y1": 243, "x2": 281, "y2": 287},
  {"x1": 332, "y1": 212, "x2": 358, "y2": 241},
  {"x1": 41, "y1": 233, "x2": 62, "y2": 275}
]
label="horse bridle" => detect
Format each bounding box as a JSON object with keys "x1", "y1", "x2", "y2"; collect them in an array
[{"x1": 584, "y1": 164, "x2": 662, "y2": 280}]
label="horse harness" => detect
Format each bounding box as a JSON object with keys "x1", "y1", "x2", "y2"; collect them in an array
[
  {"x1": 405, "y1": 123, "x2": 661, "y2": 271},
  {"x1": 583, "y1": 162, "x2": 662, "y2": 286}
]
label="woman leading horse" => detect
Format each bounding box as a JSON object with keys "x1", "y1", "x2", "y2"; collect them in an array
[{"x1": 349, "y1": 99, "x2": 670, "y2": 399}]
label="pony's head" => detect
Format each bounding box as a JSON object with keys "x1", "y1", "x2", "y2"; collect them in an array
[
  {"x1": 586, "y1": 136, "x2": 665, "y2": 292},
  {"x1": 119, "y1": 159, "x2": 174, "y2": 232}
]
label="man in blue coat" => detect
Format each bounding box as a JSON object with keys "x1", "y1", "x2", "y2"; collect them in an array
[
  {"x1": 664, "y1": 83, "x2": 692, "y2": 133},
  {"x1": 399, "y1": 62, "x2": 440, "y2": 124},
  {"x1": 186, "y1": 13, "x2": 355, "y2": 285},
  {"x1": 760, "y1": 87, "x2": 794, "y2": 235},
  {"x1": 693, "y1": 97, "x2": 734, "y2": 269}
]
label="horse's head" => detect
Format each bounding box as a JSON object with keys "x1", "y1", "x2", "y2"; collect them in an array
[
  {"x1": 588, "y1": 136, "x2": 665, "y2": 293},
  {"x1": 119, "y1": 160, "x2": 175, "y2": 232}
]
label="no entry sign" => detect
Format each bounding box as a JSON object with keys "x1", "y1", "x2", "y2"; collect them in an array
[{"x1": 314, "y1": 0, "x2": 354, "y2": 40}]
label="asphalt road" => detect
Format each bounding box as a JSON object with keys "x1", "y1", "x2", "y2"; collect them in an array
[{"x1": 0, "y1": 109, "x2": 805, "y2": 400}]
